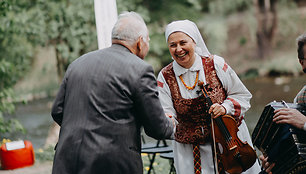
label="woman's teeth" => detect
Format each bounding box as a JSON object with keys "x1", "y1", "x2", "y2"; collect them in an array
[{"x1": 177, "y1": 52, "x2": 187, "y2": 58}]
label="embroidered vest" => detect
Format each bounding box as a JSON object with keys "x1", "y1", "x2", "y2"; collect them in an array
[{"x1": 162, "y1": 56, "x2": 227, "y2": 144}]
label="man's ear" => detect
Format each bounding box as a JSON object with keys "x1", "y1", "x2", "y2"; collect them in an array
[{"x1": 136, "y1": 37, "x2": 142, "y2": 52}]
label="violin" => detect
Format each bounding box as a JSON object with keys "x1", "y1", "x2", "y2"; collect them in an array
[{"x1": 198, "y1": 81, "x2": 256, "y2": 174}]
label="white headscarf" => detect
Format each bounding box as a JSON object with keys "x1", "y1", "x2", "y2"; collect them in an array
[{"x1": 165, "y1": 20, "x2": 210, "y2": 57}]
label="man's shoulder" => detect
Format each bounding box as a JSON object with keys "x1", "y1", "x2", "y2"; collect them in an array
[
  {"x1": 297, "y1": 85, "x2": 306, "y2": 97},
  {"x1": 107, "y1": 45, "x2": 148, "y2": 64},
  {"x1": 71, "y1": 45, "x2": 151, "y2": 74},
  {"x1": 295, "y1": 85, "x2": 306, "y2": 104},
  {"x1": 72, "y1": 49, "x2": 102, "y2": 62},
  {"x1": 82, "y1": 46, "x2": 144, "y2": 62}
]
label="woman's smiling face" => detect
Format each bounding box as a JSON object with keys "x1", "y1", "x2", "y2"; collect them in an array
[{"x1": 167, "y1": 32, "x2": 196, "y2": 69}]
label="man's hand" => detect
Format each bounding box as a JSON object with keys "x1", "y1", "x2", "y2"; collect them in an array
[
  {"x1": 165, "y1": 113, "x2": 177, "y2": 139},
  {"x1": 273, "y1": 108, "x2": 306, "y2": 129},
  {"x1": 259, "y1": 155, "x2": 275, "y2": 174},
  {"x1": 209, "y1": 103, "x2": 226, "y2": 118}
]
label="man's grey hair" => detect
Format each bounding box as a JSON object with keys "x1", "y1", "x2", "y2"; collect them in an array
[
  {"x1": 297, "y1": 33, "x2": 306, "y2": 60},
  {"x1": 112, "y1": 11, "x2": 148, "y2": 44}
]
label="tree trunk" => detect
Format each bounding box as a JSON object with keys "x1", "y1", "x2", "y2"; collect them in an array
[
  {"x1": 254, "y1": 0, "x2": 278, "y2": 59},
  {"x1": 55, "y1": 47, "x2": 67, "y2": 82}
]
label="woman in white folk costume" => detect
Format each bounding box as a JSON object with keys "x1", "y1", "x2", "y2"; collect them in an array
[{"x1": 157, "y1": 20, "x2": 261, "y2": 174}]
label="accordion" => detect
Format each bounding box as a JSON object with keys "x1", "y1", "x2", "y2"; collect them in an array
[{"x1": 252, "y1": 101, "x2": 306, "y2": 174}]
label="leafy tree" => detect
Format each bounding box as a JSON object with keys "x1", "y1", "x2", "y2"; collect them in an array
[
  {"x1": 0, "y1": 0, "x2": 45, "y2": 137},
  {"x1": 38, "y1": 0, "x2": 98, "y2": 147},
  {"x1": 42, "y1": 0, "x2": 97, "y2": 80},
  {"x1": 0, "y1": 0, "x2": 97, "y2": 139}
]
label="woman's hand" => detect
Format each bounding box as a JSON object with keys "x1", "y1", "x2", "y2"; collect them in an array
[
  {"x1": 259, "y1": 155, "x2": 275, "y2": 174},
  {"x1": 209, "y1": 103, "x2": 226, "y2": 118}
]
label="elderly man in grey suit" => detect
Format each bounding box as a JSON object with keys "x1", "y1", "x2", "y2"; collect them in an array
[{"x1": 51, "y1": 11, "x2": 174, "y2": 174}]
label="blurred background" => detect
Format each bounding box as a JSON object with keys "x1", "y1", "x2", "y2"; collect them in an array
[{"x1": 0, "y1": 0, "x2": 305, "y2": 173}]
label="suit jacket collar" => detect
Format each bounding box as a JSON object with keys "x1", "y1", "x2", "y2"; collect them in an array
[{"x1": 111, "y1": 43, "x2": 133, "y2": 54}]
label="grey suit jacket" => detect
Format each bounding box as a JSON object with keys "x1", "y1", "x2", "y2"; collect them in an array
[{"x1": 51, "y1": 44, "x2": 173, "y2": 174}]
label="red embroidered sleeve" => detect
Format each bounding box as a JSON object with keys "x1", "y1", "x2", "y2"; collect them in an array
[
  {"x1": 222, "y1": 62, "x2": 228, "y2": 72},
  {"x1": 227, "y1": 97, "x2": 241, "y2": 118}
]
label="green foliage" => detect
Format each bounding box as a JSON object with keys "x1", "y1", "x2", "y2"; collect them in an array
[
  {"x1": 0, "y1": 116, "x2": 25, "y2": 136},
  {"x1": 206, "y1": 0, "x2": 252, "y2": 15},
  {"x1": 42, "y1": 0, "x2": 97, "y2": 77},
  {"x1": 0, "y1": 0, "x2": 97, "y2": 136},
  {"x1": 0, "y1": 88, "x2": 15, "y2": 115},
  {"x1": 240, "y1": 36, "x2": 247, "y2": 46},
  {"x1": 197, "y1": 16, "x2": 228, "y2": 54},
  {"x1": 35, "y1": 146, "x2": 56, "y2": 162},
  {"x1": 0, "y1": 0, "x2": 37, "y2": 136}
]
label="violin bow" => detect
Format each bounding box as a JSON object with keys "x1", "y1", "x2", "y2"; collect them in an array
[{"x1": 198, "y1": 80, "x2": 219, "y2": 174}]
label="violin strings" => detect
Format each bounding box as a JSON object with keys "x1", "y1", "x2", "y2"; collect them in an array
[{"x1": 215, "y1": 117, "x2": 236, "y2": 148}]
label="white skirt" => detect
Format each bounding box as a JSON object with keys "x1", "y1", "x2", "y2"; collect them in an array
[{"x1": 173, "y1": 120, "x2": 261, "y2": 174}]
